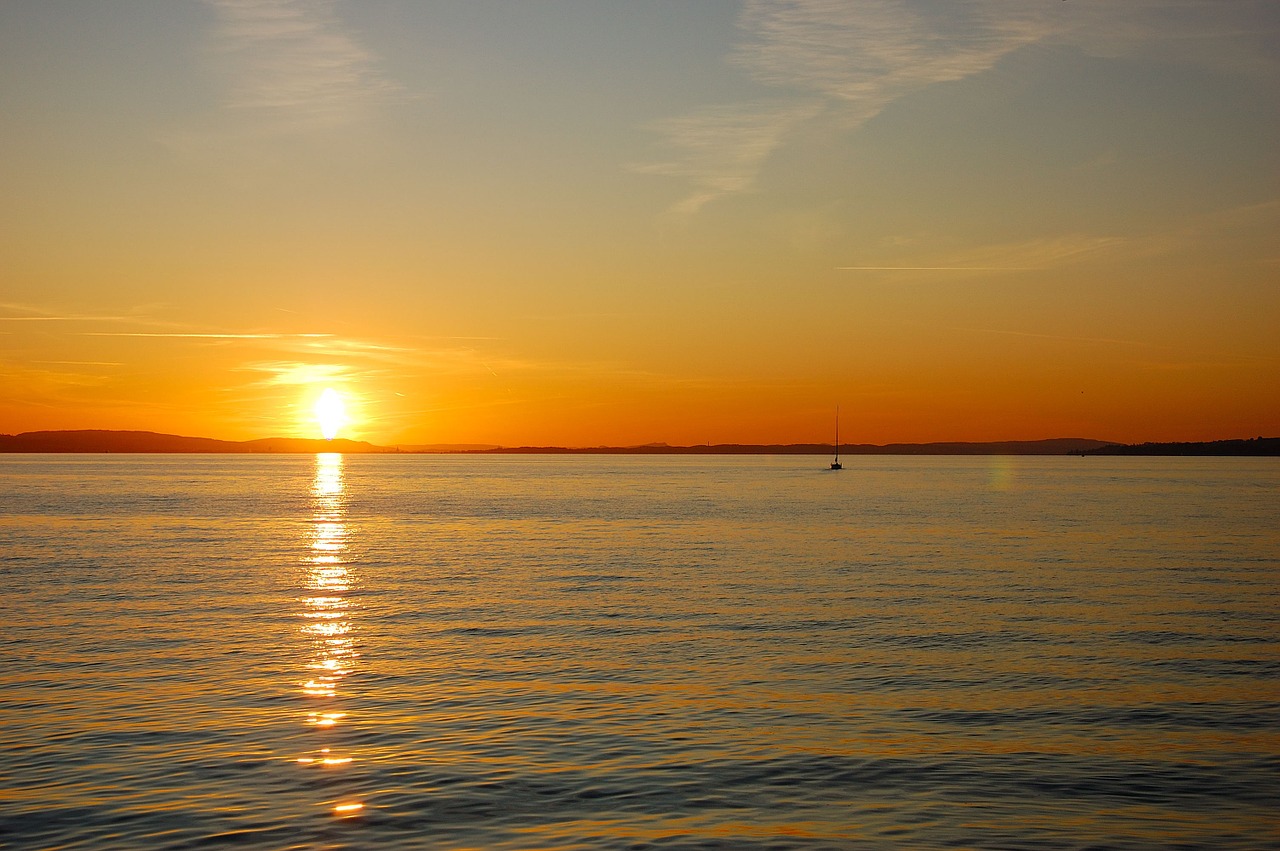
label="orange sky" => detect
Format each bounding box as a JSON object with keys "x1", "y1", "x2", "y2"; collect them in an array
[{"x1": 2, "y1": 1, "x2": 1277, "y2": 446}]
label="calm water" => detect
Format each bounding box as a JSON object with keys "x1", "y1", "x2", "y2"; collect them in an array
[{"x1": 1, "y1": 454, "x2": 1277, "y2": 850}]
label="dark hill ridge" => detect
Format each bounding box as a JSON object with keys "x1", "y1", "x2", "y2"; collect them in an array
[
  {"x1": 13, "y1": 431, "x2": 1272, "y2": 456},
  {"x1": 1075, "y1": 437, "x2": 1280, "y2": 456},
  {"x1": 0, "y1": 430, "x2": 1121, "y2": 455},
  {"x1": 0, "y1": 430, "x2": 393, "y2": 454},
  {"x1": 465, "y1": 438, "x2": 1116, "y2": 455}
]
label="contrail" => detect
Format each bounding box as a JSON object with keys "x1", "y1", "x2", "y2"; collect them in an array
[
  {"x1": 837, "y1": 266, "x2": 1038, "y2": 271},
  {"x1": 78, "y1": 332, "x2": 333, "y2": 339}
]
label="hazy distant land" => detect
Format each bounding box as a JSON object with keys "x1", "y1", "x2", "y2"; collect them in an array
[
  {"x1": 2, "y1": 430, "x2": 1275, "y2": 456},
  {"x1": 463, "y1": 438, "x2": 1116, "y2": 455},
  {"x1": 1074, "y1": 437, "x2": 1280, "y2": 456}
]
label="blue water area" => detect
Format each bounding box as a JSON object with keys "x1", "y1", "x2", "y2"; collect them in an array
[{"x1": 1, "y1": 454, "x2": 1277, "y2": 849}]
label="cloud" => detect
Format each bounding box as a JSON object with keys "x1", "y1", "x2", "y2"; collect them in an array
[
  {"x1": 731, "y1": 0, "x2": 1048, "y2": 123},
  {"x1": 296, "y1": 337, "x2": 416, "y2": 356},
  {"x1": 640, "y1": 1, "x2": 1049, "y2": 215},
  {"x1": 237, "y1": 360, "x2": 358, "y2": 386},
  {"x1": 838, "y1": 266, "x2": 1035, "y2": 272},
  {"x1": 840, "y1": 233, "x2": 1127, "y2": 274},
  {"x1": 52, "y1": 319, "x2": 511, "y2": 379},
  {"x1": 966, "y1": 327, "x2": 1148, "y2": 348},
  {"x1": 33, "y1": 361, "x2": 125, "y2": 367},
  {"x1": 838, "y1": 200, "x2": 1280, "y2": 282},
  {"x1": 946, "y1": 234, "x2": 1128, "y2": 269},
  {"x1": 80, "y1": 332, "x2": 332, "y2": 339},
  {"x1": 231, "y1": 335, "x2": 530, "y2": 387},
  {"x1": 0, "y1": 303, "x2": 148, "y2": 323},
  {"x1": 639, "y1": 0, "x2": 1277, "y2": 216},
  {"x1": 0, "y1": 361, "x2": 117, "y2": 410},
  {"x1": 632, "y1": 100, "x2": 823, "y2": 216},
  {"x1": 203, "y1": 0, "x2": 400, "y2": 133},
  {"x1": 1058, "y1": 0, "x2": 1280, "y2": 75}
]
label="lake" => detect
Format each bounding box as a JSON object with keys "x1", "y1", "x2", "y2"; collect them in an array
[{"x1": 1, "y1": 454, "x2": 1277, "y2": 849}]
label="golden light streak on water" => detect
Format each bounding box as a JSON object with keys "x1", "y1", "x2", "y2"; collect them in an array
[
  {"x1": 296, "y1": 453, "x2": 359, "y2": 795},
  {"x1": 298, "y1": 747, "x2": 354, "y2": 766},
  {"x1": 306, "y1": 712, "x2": 347, "y2": 728}
]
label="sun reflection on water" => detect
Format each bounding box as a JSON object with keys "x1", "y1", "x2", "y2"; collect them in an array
[{"x1": 296, "y1": 452, "x2": 360, "y2": 810}]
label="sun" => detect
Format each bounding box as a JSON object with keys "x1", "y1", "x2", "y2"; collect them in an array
[{"x1": 315, "y1": 388, "x2": 347, "y2": 440}]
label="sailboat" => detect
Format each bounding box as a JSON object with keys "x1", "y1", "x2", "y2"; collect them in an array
[{"x1": 830, "y1": 406, "x2": 842, "y2": 470}]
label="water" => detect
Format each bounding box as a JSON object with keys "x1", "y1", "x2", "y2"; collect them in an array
[{"x1": 1, "y1": 454, "x2": 1277, "y2": 849}]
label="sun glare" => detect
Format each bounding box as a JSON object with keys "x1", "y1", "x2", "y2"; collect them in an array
[{"x1": 315, "y1": 388, "x2": 346, "y2": 441}]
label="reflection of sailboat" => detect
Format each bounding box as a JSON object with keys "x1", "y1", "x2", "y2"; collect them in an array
[{"x1": 830, "y1": 406, "x2": 842, "y2": 470}]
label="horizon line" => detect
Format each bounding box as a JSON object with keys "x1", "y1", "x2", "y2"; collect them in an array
[{"x1": 7, "y1": 428, "x2": 1277, "y2": 453}]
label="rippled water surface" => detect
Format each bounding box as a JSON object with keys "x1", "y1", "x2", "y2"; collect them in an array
[{"x1": 2, "y1": 454, "x2": 1278, "y2": 849}]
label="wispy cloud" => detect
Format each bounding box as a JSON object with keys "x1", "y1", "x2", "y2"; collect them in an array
[
  {"x1": 0, "y1": 303, "x2": 147, "y2": 323},
  {"x1": 80, "y1": 331, "x2": 333, "y2": 339},
  {"x1": 838, "y1": 266, "x2": 1036, "y2": 272},
  {"x1": 56, "y1": 319, "x2": 509, "y2": 379},
  {"x1": 961, "y1": 325, "x2": 1278, "y2": 370},
  {"x1": 639, "y1": 0, "x2": 1049, "y2": 215},
  {"x1": 731, "y1": 0, "x2": 1047, "y2": 123},
  {"x1": 639, "y1": 0, "x2": 1276, "y2": 216},
  {"x1": 967, "y1": 327, "x2": 1148, "y2": 348},
  {"x1": 844, "y1": 199, "x2": 1280, "y2": 277},
  {"x1": 33, "y1": 361, "x2": 125, "y2": 367},
  {"x1": 296, "y1": 337, "x2": 416, "y2": 356},
  {"x1": 1060, "y1": 0, "x2": 1280, "y2": 76},
  {"x1": 237, "y1": 360, "x2": 359, "y2": 386},
  {"x1": 840, "y1": 233, "x2": 1127, "y2": 274},
  {"x1": 0, "y1": 361, "x2": 117, "y2": 407},
  {"x1": 633, "y1": 100, "x2": 823, "y2": 216},
  {"x1": 0, "y1": 315, "x2": 138, "y2": 322},
  {"x1": 202, "y1": 0, "x2": 400, "y2": 133},
  {"x1": 948, "y1": 234, "x2": 1128, "y2": 268}
]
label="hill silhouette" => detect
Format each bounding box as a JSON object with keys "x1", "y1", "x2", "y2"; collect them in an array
[
  {"x1": 0, "y1": 430, "x2": 394, "y2": 454},
  {"x1": 0, "y1": 430, "x2": 1133, "y2": 456},
  {"x1": 1075, "y1": 437, "x2": 1279, "y2": 456},
  {"x1": 462, "y1": 438, "x2": 1114, "y2": 455}
]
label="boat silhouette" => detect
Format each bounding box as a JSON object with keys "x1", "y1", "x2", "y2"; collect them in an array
[{"x1": 830, "y1": 406, "x2": 842, "y2": 470}]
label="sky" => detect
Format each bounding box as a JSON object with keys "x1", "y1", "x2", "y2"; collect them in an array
[{"x1": 1, "y1": 0, "x2": 1277, "y2": 446}]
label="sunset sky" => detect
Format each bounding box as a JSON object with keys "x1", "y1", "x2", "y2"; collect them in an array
[{"x1": 2, "y1": 0, "x2": 1277, "y2": 446}]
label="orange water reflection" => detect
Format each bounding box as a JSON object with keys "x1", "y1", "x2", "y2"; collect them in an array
[{"x1": 297, "y1": 453, "x2": 359, "y2": 782}]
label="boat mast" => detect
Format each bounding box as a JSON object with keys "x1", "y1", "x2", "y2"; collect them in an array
[{"x1": 835, "y1": 405, "x2": 840, "y2": 461}]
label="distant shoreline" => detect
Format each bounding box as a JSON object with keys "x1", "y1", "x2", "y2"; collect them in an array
[
  {"x1": 1071, "y1": 437, "x2": 1279, "y2": 456},
  {"x1": 1, "y1": 429, "x2": 1276, "y2": 455},
  {"x1": 461, "y1": 438, "x2": 1111, "y2": 456}
]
